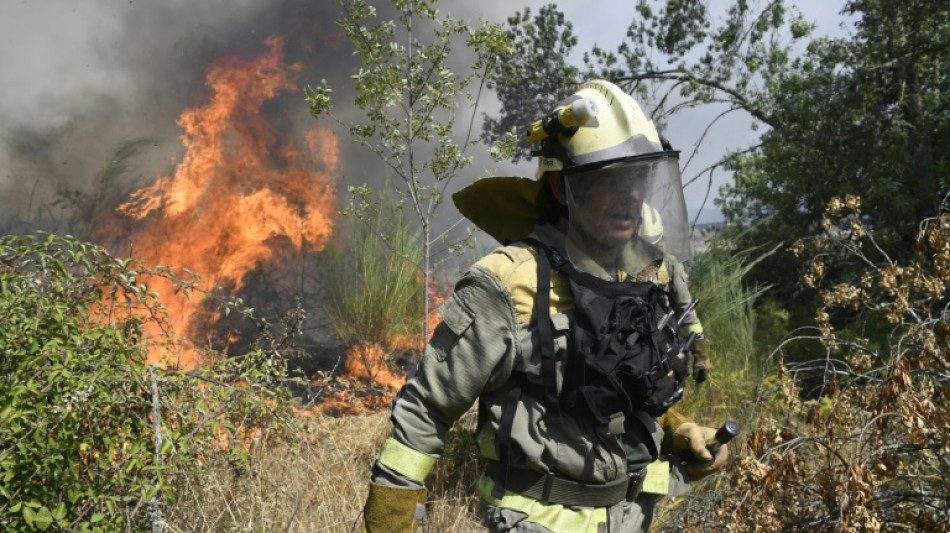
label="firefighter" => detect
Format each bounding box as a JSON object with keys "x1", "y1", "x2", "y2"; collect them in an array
[{"x1": 361, "y1": 79, "x2": 725, "y2": 533}]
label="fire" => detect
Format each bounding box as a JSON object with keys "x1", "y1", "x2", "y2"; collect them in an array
[
  {"x1": 105, "y1": 36, "x2": 338, "y2": 368},
  {"x1": 427, "y1": 280, "x2": 449, "y2": 337},
  {"x1": 343, "y1": 342, "x2": 404, "y2": 392},
  {"x1": 317, "y1": 279, "x2": 453, "y2": 415}
]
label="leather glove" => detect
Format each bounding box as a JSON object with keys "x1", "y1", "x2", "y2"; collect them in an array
[
  {"x1": 659, "y1": 407, "x2": 690, "y2": 452},
  {"x1": 691, "y1": 337, "x2": 710, "y2": 383},
  {"x1": 362, "y1": 483, "x2": 426, "y2": 533},
  {"x1": 668, "y1": 422, "x2": 729, "y2": 481}
]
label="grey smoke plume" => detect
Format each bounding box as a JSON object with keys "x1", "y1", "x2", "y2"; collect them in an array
[{"x1": 0, "y1": 0, "x2": 363, "y2": 227}]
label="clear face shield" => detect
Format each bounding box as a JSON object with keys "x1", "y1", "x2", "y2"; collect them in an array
[{"x1": 563, "y1": 155, "x2": 690, "y2": 278}]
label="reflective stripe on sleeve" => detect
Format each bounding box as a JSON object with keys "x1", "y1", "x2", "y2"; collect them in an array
[
  {"x1": 377, "y1": 437, "x2": 437, "y2": 483},
  {"x1": 478, "y1": 474, "x2": 606, "y2": 533}
]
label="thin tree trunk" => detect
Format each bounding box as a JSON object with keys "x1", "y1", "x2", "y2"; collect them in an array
[{"x1": 422, "y1": 222, "x2": 431, "y2": 351}]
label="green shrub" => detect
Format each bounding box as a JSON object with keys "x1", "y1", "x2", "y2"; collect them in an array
[
  {"x1": 0, "y1": 233, "x2": 302, "y2": 532},
  {"x1": 1, "y1": 233, "x2": 168, "y2": 531}
]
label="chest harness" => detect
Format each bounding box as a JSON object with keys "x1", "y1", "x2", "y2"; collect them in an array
[{"x1": 490, "y1": 238, "x2": 696, "y2": 502}]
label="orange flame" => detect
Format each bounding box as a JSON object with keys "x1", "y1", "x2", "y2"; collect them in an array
[
  {"x1": 343, "y1": 342, "x2": 405, "y2": 392},
  {"x1": 426, "y1": 279, "x2": 450, "y2": 337},
  {"x1": 107, "y1": 36, "x2": 337, "y2": 368},
  {"x1": 390, "y1": 279, "x2": 450, "y2": 353},
  {"x1": 315, "y1": 279, "x2": 452, "y2": 415}
]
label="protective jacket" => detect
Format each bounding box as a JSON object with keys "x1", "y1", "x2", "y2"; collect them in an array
[{"x1": 371, "y1": 224, "x2": 699, "y2": 532}]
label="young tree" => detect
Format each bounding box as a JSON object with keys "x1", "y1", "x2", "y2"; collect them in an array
[{"x1": 306, "y1": 0, "x2": 511, "y2": 348}]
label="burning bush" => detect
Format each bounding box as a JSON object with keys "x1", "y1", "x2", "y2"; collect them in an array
[
  {"x1": 99, "y1": 36, "x2": 339, "y2": 369},
  {"x1": 322, "y1": 202, "x2": 425, "y2": 361},
  {"x1": 315, "y1": 202, "x2": 430, "y2": 412}
]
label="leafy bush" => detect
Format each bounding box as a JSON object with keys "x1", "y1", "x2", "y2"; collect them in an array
[
  {"x1": 0, "y1": 233, "x2": 302, "y2": 531},
  {"x1": 0, "y1": 233, "x2": 169, "y2": 531}
]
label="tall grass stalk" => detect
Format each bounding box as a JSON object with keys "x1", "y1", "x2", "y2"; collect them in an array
[
  {"x1": 323, "y1": 199, "x2": 424, "y2": 354},
  {"x1": 676, "y1": 237, "x2": 776, "y2": 423}
]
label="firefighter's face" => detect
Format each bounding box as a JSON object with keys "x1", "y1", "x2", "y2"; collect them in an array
[{"x1": 566, "y1": 170, "x2": 646, "y2": 249}]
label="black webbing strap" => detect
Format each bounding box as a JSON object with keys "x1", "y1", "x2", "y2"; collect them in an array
[
  {"x1": 492, "y1": 238, "x2": 564, "y2": 499},
  {"x1": 491, "y1": 373, "x2": 525, "y2": 499},
  {"x1": 523, "y1": 238, "x2": 561, "y2": 423},
  {"x1": 486, "y1": 462, "x2": 646, "y2": 507}
]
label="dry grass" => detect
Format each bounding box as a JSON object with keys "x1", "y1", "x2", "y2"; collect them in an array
[
  {"x1": 163, "y1": 408, "x2": 485, "y2": 532},
  {"x1": 164, "y1": 411, "x2": 386, "y2": 532}
]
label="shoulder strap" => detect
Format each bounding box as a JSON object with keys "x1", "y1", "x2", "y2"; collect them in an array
[
  {"x1": 491, "y1": 238, "x2": 562, "y2": 499},
  {"x1": 522, "y1": 238, "x2": 562, "y2": 424}
]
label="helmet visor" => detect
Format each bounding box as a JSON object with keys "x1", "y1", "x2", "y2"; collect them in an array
[{"x1": 564, "y1": 155, "x2": 690, "y2": 277}]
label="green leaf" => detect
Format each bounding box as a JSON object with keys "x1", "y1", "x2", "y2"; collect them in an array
[
  {"x1": 52, "y1": 501, "x2": 66, "y2": 522},
  {"x1": 22, "y1": 506, "x2": 35, "y2": 527},
  {"x1": 33, "y1": 505, "x2": 54, "y2": 530}
]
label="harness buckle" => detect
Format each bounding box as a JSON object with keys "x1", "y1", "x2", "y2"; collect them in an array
[
  {"x1": 626, "y1": 468, "x2": 647, "y2": 500},
  {"x1": 548, "y1": 248, "x2": 569, "y2": 269}
]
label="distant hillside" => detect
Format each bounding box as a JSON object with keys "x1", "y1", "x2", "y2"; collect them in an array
[{"x1": 688, "y1": 207, "x2": 724, "y2": 226}]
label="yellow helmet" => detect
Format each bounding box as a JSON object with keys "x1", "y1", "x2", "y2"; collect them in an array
[
  {"x1": 539, "y1": 80, "x2": 690, "y2": 261},
  {"x1": 535, "y1": 79, "x2": 667, "y2": 173}
]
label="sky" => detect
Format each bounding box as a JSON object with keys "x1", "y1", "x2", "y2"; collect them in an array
[{"x1": 0, "y1": 0, "x2": 854, "y2": 227}]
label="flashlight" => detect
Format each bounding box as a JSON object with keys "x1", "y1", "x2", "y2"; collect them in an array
[{"x1": 526, "y1": 97, "x2": 598, "y2": 144}]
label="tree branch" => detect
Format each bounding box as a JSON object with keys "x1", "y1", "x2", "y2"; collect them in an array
[{"x1": 617, "y1": 71, "x2": 774, "y2": 126}]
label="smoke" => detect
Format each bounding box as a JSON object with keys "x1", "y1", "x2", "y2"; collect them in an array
[
  {"x1": 0, "y1": 0, "x2": 355, "y2": 224},
  {"x1": 0, "y1": 0, "x2": 570, "y2": 245}
]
